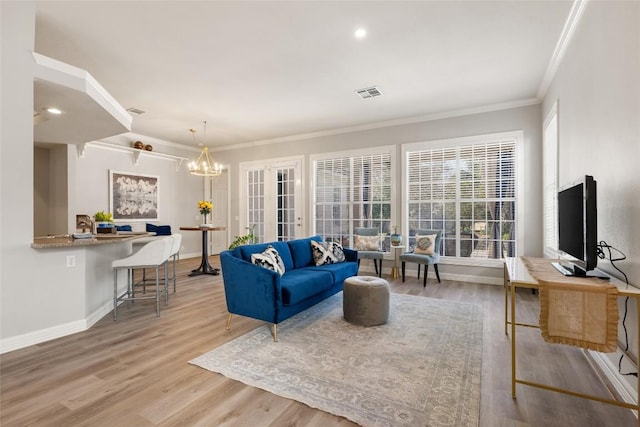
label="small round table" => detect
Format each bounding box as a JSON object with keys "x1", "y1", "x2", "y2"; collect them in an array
[
  {"x1": 390, "y1": 245, "x2": 405, "y2": 279},
  {"x1": 180, "y1": 226, "x2": 226, "y2": 276}
]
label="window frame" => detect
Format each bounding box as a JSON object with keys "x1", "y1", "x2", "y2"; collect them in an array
[
  {"x1": 310, "y1": 145, "x2": 396, "y2": 253},
  {"x1": 402, "y1": 131, "x2": 524, "y2": 267},
  {"x1": 543, "y1": 101, "x2": 559, "y2": 259}
]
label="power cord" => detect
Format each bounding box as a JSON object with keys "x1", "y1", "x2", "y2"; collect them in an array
[{"x1": 597, "y1": 240, "x2": 637, "y2": 377}]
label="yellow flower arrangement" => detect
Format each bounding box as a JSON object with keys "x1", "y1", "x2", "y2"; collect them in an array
[{"x1": 198, "y1": 200, "x2": 213, "y2": 215}]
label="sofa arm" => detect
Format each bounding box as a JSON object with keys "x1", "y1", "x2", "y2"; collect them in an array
[
  {"x1": 343, "y1": 248, "x2": 358, "y2": 263},
  {"x1": 220, "y1": 251, "x2": 281, "y2": 323}
]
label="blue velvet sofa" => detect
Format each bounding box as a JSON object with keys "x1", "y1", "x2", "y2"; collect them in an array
[{"x1": 220, "y1": 235, "x2": 358, "y2": 339}]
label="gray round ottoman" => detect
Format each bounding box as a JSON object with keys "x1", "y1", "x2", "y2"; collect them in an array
[{"x1": 343, "y1": 276, "x2": 390, "y2": 326}]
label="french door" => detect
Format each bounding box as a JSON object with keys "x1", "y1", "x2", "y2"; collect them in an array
[{"x1": 241, "y1": 157, "x2": 303, "y2": 243}]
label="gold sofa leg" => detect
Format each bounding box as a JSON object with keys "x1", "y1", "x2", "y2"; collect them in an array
[
  {"x1": 225, "y1": 313, "x2": 233, "y2": 331},
  {"x1": 272, "y1": 324, "x2": 278, "y2": 342}
]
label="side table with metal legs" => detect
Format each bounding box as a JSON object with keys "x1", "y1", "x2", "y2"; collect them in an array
[{"x1": 390, "y1": 245, "x2": 405, "y2": 279}]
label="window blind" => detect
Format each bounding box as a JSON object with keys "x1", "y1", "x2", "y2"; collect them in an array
[
  {"x1": 406, "y1": 138, "x2": 516, "y2": 259},
  {"x1": 314, "y1": 151, "x2": 392, "y2": 249}
]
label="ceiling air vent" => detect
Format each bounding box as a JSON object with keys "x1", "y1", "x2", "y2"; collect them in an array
[
  {"x1": 355, "y1": 86, "x2": 382, "y2": 99},
  {"x1": 126, "y1": 107, "x2": 146, "y2": 115}
]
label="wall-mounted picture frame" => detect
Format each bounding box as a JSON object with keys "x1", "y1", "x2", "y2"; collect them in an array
[{"x1": 109, "y1": 170, "x2": 159, "y2": 221}]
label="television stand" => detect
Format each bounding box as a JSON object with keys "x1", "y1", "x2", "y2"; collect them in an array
[
  {"x1": 504, "y1": 257, "x2": 640, "y2": 423},
  {"x1": 551, "y1": 262, "x2": 610, "y2": 280}
]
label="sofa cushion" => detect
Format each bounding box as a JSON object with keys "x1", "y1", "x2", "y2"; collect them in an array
[
  {"x1": 303, "y1": 260, "x2": 358, "y2": 284},
  {"x1": 287, "y1": 235, "x2": 322, "y2": 269},
  {"x1": 281, "y1": 269, "x2": 334, "y2": 305},
  {"x1": 311, "y1": 240, "x2": 346, "y2": 266},
  {"x1": 237, "y1": 241, "x2": 293, "y2": 271}
]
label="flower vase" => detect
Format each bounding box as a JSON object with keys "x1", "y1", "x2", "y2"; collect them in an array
[
  {"x1": 200, "y1": 214, "x2": 211, "y2": 228},
  {"x1": 391, "y1": 233, "x2": 402, "y2": 246}
]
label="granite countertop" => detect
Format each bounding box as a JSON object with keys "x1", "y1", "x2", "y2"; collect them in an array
[{"x1": 31, "y1": 232, "x2": 153, "y2": 249}]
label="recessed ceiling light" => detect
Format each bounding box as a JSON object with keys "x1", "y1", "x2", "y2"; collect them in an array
[
  {"x1": 354, "y1": 28, "x2": 367, "y2": 39},
  {"x1": 46, "y1": 107, "x2": 63, "y2": 115}
]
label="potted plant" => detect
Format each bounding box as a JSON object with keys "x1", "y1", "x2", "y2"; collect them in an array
[
  {"x1": 93, "y1": 211, "x2": 114, "y2": 233},
  {"x1": 228, "y1": 225, "x2": 257, "y2": 250}
]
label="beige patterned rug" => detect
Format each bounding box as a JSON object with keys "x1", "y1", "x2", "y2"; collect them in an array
[{"x1": 190, "y1": 293, "x2": 482, "y2": 427}]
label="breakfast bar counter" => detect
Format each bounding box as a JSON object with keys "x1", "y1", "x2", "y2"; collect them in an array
[
  {"x1": 31, "y1": 232, "x2": 152, "y2": 249},
  {"x1": 26, "y1": 232, "x2": 156, "y2": 335}
]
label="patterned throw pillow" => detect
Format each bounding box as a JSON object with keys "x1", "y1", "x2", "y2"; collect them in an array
[
  {"x1": 354, "y1": 235, "x2": 381, "y2": 251},
  {"x1": 251, "y1": 245, "x2": 285, "y2": 275},
  {"x1": 264, "y1": 245, "x2": 285, "y2": 275},
  {"x1": 310, "y1": 241, "x2": 346, "y2": 266},
  {"x1": 414, "y1": 234, "x2": 436, "y2": 255}
]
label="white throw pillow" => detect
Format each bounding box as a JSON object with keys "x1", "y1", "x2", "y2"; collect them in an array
[
  {"x1": 414, "y1": 234, "x2": 436, "y2": 255},
  {"x1": 354, "y1": 235, "x2": 380, "y2": 251}
]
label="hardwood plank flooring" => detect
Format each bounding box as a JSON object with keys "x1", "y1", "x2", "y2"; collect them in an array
[{"x1": 1, "y1": 256, "x2": 637, "y2": 426}]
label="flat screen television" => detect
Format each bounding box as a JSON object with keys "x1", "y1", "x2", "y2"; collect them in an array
[{"x1": 553, "y1": 175, "x2": 607, "y2": 279}]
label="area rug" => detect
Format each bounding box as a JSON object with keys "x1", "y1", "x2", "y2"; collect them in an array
[{"x1": 190, "y1": 293, "x2": 483, "y2": 427}]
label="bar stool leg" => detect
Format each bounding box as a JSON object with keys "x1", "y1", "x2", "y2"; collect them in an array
[
  {"x1": 113, "y1": 268, "x2": 118, "y2": 320},
  {"x1": 155, "y1": 266, "x2": 160, "y2": 317}
]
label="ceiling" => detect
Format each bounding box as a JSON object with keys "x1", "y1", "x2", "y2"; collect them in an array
[{"x1": 34, "y1": 1, "x2": 573, "y2": 149}]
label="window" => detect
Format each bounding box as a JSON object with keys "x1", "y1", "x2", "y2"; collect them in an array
[
  {"x1": 246, "y1": 168, "x2": 265, "y2": 242},
  {"x1": 312, "y1": 147, "x2": 394, "y2": 250},
  {"x1": 543, "y1": 103, "x2": 558, "y2": 258},
  {"x1": 404, "y1": 132, "x2": 520, "y2": 261}
]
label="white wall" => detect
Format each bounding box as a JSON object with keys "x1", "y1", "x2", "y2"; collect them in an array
[
  {"x1": 542, "y1": 0, "x2": 640, "y2": 385},
  {"x1": 68, "y1": 141, "x2": 204, "y2": 256}
]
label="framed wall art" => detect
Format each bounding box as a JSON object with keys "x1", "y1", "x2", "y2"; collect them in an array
[{"x1": 109, "y1": 170, "x2": 159, "y2": 221}]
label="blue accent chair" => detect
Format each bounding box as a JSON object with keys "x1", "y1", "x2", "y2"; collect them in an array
[
  {"x1": 354, "y1": 227, "x2": 384, "y2": 277},
  {"x1": 400, "y1": 229, "x2": 442, "y2": 287}
]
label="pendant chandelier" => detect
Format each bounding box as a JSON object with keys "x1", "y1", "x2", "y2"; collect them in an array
[{"x1": 188, "y1": 121, "x2": 222, "y2": 176}]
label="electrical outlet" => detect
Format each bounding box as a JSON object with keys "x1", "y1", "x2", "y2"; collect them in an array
[{"x1": 66, "y1": 255, "x2": 76, "y2": 268}]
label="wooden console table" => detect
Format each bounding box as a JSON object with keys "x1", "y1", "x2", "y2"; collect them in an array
[{"x1": 504, "y1": 257, "x2": 640, "y2": 424}]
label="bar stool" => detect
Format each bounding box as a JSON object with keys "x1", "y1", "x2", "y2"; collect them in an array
[
  {"x1": 113, "y1": 237, "x2": 173, "y2": 319},
  {"x1": 168, "y1": 233, "x2": 182, "y2": 293}
]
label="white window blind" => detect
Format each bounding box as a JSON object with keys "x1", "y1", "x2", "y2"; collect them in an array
[
  {"x1": 314, "y1": 151, "x2": 392, "y2": 250},
  {"x1": 406, "y1": 138, "x2": 516, "y2": 259},
  {"x1": 543, "y1": 107, "x2": 558, "y2": 258}
]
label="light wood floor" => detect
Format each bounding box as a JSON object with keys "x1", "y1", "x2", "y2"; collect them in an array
[{"x1": 1, "y1": 256, "x2": 637, "y2": 426}]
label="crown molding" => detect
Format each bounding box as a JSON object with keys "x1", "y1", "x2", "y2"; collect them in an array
[
  {"x1": 215, "y1": 97, "x2": 540, "y2": 152},
  {"x1": 537, "y1": 0, "x2": 590, "y2": 99}
]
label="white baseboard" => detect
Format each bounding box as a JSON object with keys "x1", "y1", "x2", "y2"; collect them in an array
[
  {"x1": 588, "y1": 349, "x2": 638, "y2": 417},
  {"x1": 86, "y1": 300, "x2": 117, "y2": 329},
  {"x1": 1, "y1": 300, "x2": 123, "y2": 355},
  {"x1": 358, "y1": 265, "x2": 503, "y2": 286},
  {"x1": 0, "y1": 319, "x2": 87, "y2": 354}
]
